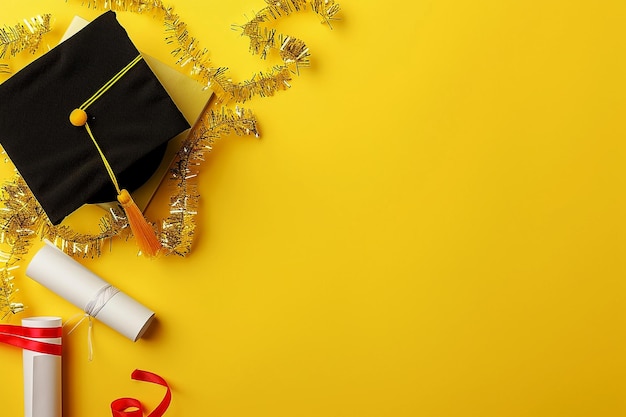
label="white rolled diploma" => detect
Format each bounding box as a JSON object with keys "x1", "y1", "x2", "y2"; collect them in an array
[
  {"x1": 22, "y1": 316, "x2": 62, "y2": 417},
  {"x1": 26, "y1": 242, "x2": 155, "y2": 341}
]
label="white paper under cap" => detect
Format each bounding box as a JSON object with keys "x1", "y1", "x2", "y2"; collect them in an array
[{"x1": 26, "y1": 242, "x2": 155, "y2": 341}]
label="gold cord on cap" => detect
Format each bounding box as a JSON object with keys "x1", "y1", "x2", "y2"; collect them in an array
[{"x1": 68, "y1": 54, "x2": 162, "y2": 257}]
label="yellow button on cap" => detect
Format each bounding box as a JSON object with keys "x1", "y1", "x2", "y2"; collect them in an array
[{"x1": 69, "y1": 108, "x2": 88, "y2": 126}]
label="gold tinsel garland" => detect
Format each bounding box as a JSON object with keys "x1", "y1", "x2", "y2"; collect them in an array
[
  {"x1": 0, "y1": 14, "x2": 52, "y2": 74},
  {"x1": 0, "y1": 14, "x2": 53, "y2": 315},
  {"x1": 70, "y1": 0, "x2": 340, "y2": 102},
  {"x1": 0, "y1": 1, "x2": 340, "y2": 317}
]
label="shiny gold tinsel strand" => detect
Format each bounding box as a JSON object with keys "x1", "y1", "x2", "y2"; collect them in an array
[
  {"x1": 41, "y1": 207, "x2": 128, "y2": 259},
  {"x1": 0, "y1": 14, "x2": 52, "y2": 59},
  {"x1": 0, "y1": 175, "x2": 45, "y2": 317},
  {"x1": 68, "y1": 0, "x2": 340, "y2": 101},
  {"x1": 0, "y1": 14, "x2": 52, "y2": 75},
  {"x1": 161, "y1": 106, "x2": 258, "y2": 256},
  {"x1": 237, "y1": 0, "x2": 340, "y2": 61}
]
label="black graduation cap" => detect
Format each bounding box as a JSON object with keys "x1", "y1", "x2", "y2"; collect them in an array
[{"x1": 0, "y1": 11, "x2": 190, "y2": 227}]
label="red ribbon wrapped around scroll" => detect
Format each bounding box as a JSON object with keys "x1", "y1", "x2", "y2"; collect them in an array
[
  {"x1": 0, "y1": 324, "x2": 62, "y2": 355},
  {"x1": 111, "y1": 370, "x2": 172, "y2": 417}
]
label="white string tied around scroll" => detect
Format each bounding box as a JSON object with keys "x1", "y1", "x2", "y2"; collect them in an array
[{"x1": 64, "y1": 284, "x2": 120, "y2": 361}]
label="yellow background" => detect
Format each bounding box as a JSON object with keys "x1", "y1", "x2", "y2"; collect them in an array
[{"x1": 1, "y1": 0, "x2": 626, "y2": 416}]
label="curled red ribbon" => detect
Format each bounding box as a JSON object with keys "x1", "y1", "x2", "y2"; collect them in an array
[
  {"x1": 111, "y1": 370, "x2": 172, "y2": 417},
  {"x1": 0, "y1": 324, "x2": 62, "y2": 355}
]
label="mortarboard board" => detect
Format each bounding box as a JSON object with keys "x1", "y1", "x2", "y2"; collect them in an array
[
  {"x1": 0, "y1": 11, "x2": 191, "y2": 256},
  {"x1": 0, "y1": 11, "x2": 190, "y2": 238}
]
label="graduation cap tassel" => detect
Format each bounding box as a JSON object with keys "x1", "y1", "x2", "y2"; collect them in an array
[
  {"x1": 117, "y1": 190, "x2": 162, "y2": 257},
  {"x1": 71, "y1": 108, "x2": 162, "y2": 257},
  {"x1": 66, "y1": 52, "x2": 164, "y2": 257}
]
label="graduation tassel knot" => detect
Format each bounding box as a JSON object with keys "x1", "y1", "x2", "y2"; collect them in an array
[{"x1": 69, "y1": 108, "x2": 88, "y2": 127}]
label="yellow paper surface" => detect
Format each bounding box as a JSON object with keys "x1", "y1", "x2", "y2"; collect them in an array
[{"x1": 1, "y1": 1, "x2": 626, "y2": 416}]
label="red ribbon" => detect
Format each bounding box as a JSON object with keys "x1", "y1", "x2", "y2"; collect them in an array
[
  {"x1": 111, "y1": 370, "x2": 172, "y2": 417},
  {"x1": 0, "y1": 324, "x2": 62, "y2": 355}
]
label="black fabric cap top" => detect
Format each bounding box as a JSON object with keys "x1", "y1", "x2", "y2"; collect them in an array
[{"x1": 0, "y1": 11, "x2": 190, "y2": 224}]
